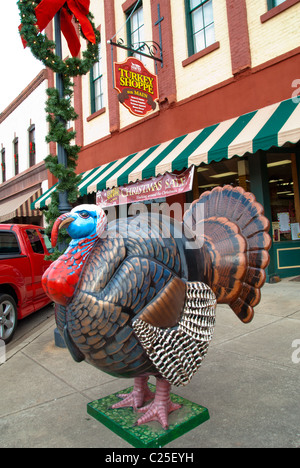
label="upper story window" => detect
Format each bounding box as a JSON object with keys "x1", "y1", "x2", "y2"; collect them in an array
[
  {"x1": 90, "y1": 42, "x2": 104, "y2": 114},
  {"x1": 126, "y1": 0, "x2": 145, "y2": 62},
  {"x1": 185, "y1": 0, "x2": 216, "y2": 56},
  {"x1": 13, "y1": 138, "x2": 19, "y2": 176},
  {"x1": 1, "y1": 149, "x2": 5, "y2": 183},
  {"x1": 267, "y1": 0, "x2": 286, "y2": 9},
  {"x1": 29, "y1": 125, "x2": 36, "y2": 167}
]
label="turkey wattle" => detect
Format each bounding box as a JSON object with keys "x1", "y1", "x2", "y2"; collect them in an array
[{"x1": 42, "y1": 187, "x2": 271, "y2": 429}]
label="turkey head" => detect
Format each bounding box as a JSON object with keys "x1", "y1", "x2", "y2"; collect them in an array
[{"x1": 42, "y1": 205, "x2": 107, "y2": 306}]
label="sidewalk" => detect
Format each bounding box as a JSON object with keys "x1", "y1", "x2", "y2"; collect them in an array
[{"x1": 0, "y1": 278, "x2": 299, "y2": 448}]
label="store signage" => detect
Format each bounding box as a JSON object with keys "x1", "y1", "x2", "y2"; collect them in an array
[
  {"x1": 96, "y1": 166, "x2": 195, "y2": 208},
  {"x1": 114, "y1": 57, "x2": 159, "y2": 117}
]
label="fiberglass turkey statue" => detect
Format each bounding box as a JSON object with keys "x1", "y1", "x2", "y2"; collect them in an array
[{"x1": 42, "y1": 185, "x2": 271, "y2": 429}]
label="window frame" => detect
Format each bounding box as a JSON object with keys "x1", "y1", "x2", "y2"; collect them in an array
[
  {"x1": 1, "y1": 148, "x2": 5, "y2": 183},
  {"x1": 28, "y1": 124, "x2": 36, "y2": 167},
  {"x1": 13, "y1": 137, "x2": 19, "y2": 176},
  {"x1": 185, "y1": 0, "x2": 216, "y2": 57},
  {"x1": 90, "y1": 41, "x2": 104, "y2": 115},
  {"x1": 267, "y1": 0, "x2": 286, "y2": 10},
  {"x1": 126, "y1": 0, "x2": 145, "y2": 61}
]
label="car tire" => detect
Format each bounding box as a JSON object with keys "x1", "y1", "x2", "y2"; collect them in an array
[{"x1": 0, "y1": 294, "x2": 18, "y2": 344}]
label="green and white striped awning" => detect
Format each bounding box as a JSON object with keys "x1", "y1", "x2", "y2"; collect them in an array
[{"x1": 33, "y1": 97, "x2": 300, "y2": 209}]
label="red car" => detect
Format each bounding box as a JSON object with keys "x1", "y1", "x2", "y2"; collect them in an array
[{"x1": 0, "y1": 224, "x2": 53, "y2": 343}]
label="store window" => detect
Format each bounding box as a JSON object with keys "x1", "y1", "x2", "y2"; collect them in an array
[
  {"x1": 126, "y1": 0, "x2": 145, "y2": 63},
  {"x1": 1, "y1": 149, "x2": 5, "y2": 183},
  {"x1": 196, "y1": 157, "x2": 241, "y2": 196},
  {"x1": 29, "y1": 125, "x2": 36, "y2": 167},
  {"x1": 267, "y1": 0, "x2": 286, "y2": 10},
  {"x1": 267, "y1": 153, "x2": 299, "y2": 242},
  {"x1": 90, "y1": 42, "x2": 104, "y2": 114},
  {"x1": 13, "y1": 138, "x2": 19, "y2": 176},
  {"x1": 185, "y1": 0, "x2": 216, "y2": 56}
]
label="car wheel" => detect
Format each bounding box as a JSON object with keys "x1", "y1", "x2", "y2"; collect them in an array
[{"x1": 0, "y1": 294, "x2": 18, "y2": 344}]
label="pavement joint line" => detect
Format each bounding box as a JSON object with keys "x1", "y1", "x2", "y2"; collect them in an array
[
  {"x1": 20, "y1": 348, "x2": 88, "y2": 398},
  {"x1": 212, "y1": 315, "x2": 286, "y2": 348},
  {"x1": 0, "y1": 390, "x2": 79, "y2": 420},
  {"x1": 5, "y1": 317, "x2": 56, "y2": 362},
  {"x1": 211, "y1": 346, "x2": 300, "y2": 369}
]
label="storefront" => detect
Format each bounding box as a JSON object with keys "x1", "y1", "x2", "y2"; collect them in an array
[{"x1": 33, "y1": 97, "x2": 300, "y2": 280}]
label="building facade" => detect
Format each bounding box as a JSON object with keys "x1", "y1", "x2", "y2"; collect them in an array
[
  {"x1": 9, "y1": 0, "x2": 300, "y2": 278},
  {"x1": 0, "y1": 69, "x2": 50, "y2": 225}
]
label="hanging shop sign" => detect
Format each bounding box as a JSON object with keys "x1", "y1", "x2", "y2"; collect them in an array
[
  {"x1": 96, "y1": 166, "x2": 195, "y2": 208},
  {"x1": 114, "y1": 57, "x2": 159, "y2": 117}
]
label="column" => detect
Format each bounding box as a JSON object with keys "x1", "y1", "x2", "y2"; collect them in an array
[
  {"x1": 249, "y1": 151, "x2": 276, "y2": 280},
  {"x1": 291, "y1": 153, "x2": 300, "y2": 223}
]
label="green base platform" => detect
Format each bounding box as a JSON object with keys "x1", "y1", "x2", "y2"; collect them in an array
[{"x1": 87, "y1": 384, "x2": 209, "y2": 448}]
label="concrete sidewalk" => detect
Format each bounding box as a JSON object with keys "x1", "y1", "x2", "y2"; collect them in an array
[{"x1": 0, "y1": 278, "x2": 299, "y2": 448}]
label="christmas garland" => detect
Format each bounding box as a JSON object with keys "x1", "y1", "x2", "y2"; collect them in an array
[{"x1": 17, "y1": 0, "x2": 100, "y2": 258}]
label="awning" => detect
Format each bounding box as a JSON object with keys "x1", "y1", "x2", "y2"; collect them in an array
[
  {"x1": 32, "y1": 97, "x2": 300, "y2": 209},
  {"x1": 0, "y1": 188, "x2": 42, "y2": 223}
]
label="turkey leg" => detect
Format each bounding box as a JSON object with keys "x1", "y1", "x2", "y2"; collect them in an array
[
  {"x1": 112, "y1": 376, "x2": 154, "y2": 411},
  {"x1": 135, "y1": 378, "x2": 182, "y2": 430}
]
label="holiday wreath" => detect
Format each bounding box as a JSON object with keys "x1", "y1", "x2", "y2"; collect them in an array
[{"x1": 18, "y1": 0, "x2": 100, "y2": 257}]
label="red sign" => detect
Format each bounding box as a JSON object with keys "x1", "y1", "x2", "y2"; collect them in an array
[
  {"x1": 114, "y1": 57, "x2": 159, "y2": 117},
  {"x1": 96, "y1": 166, "x2": 195, "y2": 208}
]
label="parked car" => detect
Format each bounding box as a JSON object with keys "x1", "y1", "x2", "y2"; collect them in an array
[{"x1": 0, "y1": 224, "x2": 53, "y2": 343}]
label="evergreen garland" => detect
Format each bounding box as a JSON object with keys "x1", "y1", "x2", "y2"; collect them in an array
[{"x1": 17, "y1": 0, "x2": 100, "y2": 258}]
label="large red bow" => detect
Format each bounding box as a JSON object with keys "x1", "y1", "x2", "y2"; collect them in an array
[{"x1": 20, "y1": 0, "x2": 96, "y2": 58}]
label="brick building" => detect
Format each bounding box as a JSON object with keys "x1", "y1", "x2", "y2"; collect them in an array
[
  {"x1": 0, "y1": 70, "x2": 50, "y2": 225},
  {"x1": 3, "y1": 0, "x2": 300, "y2": 277}
]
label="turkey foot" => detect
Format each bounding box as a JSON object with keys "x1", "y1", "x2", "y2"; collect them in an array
[
  {"x1": 112, "y1": 376, "x2": 154, "y2": 411},
  {"x1": 135, "y1": 378, "x2": 182, "y2": 430}
]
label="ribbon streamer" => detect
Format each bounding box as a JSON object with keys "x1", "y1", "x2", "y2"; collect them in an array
[{"x1": 20, "y1": 0, "x2": 96, "y2": 57}]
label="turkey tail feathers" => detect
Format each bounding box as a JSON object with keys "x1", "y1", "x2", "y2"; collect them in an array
[{"x1": 183, "y1": 185, "x2": 271, "y2": 323}]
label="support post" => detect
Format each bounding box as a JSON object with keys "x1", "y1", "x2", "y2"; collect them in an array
[
  {"x1": 54, "y1": 11, "x2": 71, "y2": 218},
  {"x1": 53, "y1": 12, "x2": 70, "y2": 348},
  {"x1": 249, "y1": 151, "x2": 276, "y2": 281},
  {"x1": 291, "y1": 153, "x2": 300, "y2": 223}
]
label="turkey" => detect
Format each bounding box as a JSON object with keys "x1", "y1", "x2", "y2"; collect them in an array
[{"x1": 42, "y1": 185, "x2": 271, "y2": 429}]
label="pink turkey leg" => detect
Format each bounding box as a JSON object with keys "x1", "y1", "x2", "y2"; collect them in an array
[
  {"x1": 135, "y1": 378, "x2": 182, "y2": 430},
  {"x1": 112, "y1": 376, "x2": 154, "y2": 411}
]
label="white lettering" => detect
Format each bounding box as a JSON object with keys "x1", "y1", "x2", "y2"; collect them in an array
[
  {"x1": 0, "y1": 339, "x2": 5, "y2": 364},
  {"x1": 292, "y1": 339, "x2": 300, "y2": 364},
  {"x1": 292, "y1": 79, "x2": 300, "y2": 104}
]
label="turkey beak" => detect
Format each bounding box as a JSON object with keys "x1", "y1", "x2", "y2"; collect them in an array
[{"x1": 51, "y1": 213, "x2": 75, "y2": 248}]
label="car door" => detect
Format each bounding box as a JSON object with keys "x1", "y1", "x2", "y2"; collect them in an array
[{"x1": 24, "y1": 228, "x2": 52, "y2": 309}]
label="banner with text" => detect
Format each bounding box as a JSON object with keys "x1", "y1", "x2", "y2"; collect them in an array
[{"x1": 96, "y1": 166, "x2": 195, "y2": 208}]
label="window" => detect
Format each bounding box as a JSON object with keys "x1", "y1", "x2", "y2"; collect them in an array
[
  {"x1": 0, "y1": 232, "x2": 20, "y2": 255},
  {"x1": 90, "y1": 42, "x2": 104, "y2": 114},
  {"x1": 127, "y1": 1, "x2": 145, "y2": 62},
  {"x1": 186, "y1": 0, "x2": 216, "y2": 56},
  {"x1": 40, "y1": 229, "x2": 54, "y2": 254},
  {"x1": 267, "y1": 0, "x2": 286, "y2": 9},
  {"x1": 1, "y1": 149, "x2": 5, "y2": 183},
  {"x1": 29, "y1": 125, "x2": 36, "y2": 167},
  {"x1": 26, "y1": 229, "x2": 44, "y2": 254},
  {"x1": 13, "y1": 138, "x2": 19, "y2": 176}
]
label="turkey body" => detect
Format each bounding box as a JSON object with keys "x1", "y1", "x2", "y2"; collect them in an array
[
  {"x1": 44, "y1": 186, "x2": 271, "y2": 428},
  {"x1": 58, "y1": 213, "x2": 205, "y2": 380}
]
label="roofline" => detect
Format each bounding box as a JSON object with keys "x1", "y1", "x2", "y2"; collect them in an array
[{"x1": 0, "y1": 69, "x2": 48, "y2": 123}]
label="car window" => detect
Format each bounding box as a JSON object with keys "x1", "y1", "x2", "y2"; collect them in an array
[
  {"x1": 26, "y1": 229, "x2": 45, "y2": 254},
  {"x1": 0, "y1": 231, "x2": 20, "y2": 255},
  {"x1": 40, "y1": 230, "x2": 54, "y2": 254}
]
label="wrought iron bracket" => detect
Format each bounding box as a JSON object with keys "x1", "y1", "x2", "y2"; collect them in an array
[
  {"x1": 108, "y1": 4, "x2": 164, "y2": 71},
  {"x1": 109, "y1": 38, "x2": 163, "y2": 66}
]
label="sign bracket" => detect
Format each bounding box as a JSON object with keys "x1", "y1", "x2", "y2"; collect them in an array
[{"x1": 108, "y1": 4, "x2": 164, "y2": 71}]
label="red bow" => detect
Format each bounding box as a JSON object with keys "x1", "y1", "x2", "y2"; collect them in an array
[{"x1": 20, "y1": 0, "x2": 96, "y2": 58}]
